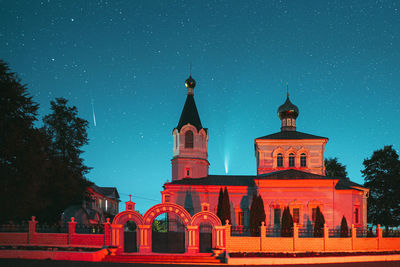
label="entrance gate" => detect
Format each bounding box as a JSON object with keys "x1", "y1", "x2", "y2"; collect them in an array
[
  {"x1": 152, "y1": 214, "x2": 185, "y2": 253},
  {"x1": 124, "y1": 221, "x2": 137, "y2": 252},
  {"x1": 199, "y1": 223, "x2": 212, "y2": 253}
]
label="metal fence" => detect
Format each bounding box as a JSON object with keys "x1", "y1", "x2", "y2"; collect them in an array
[
  {"x1": 356, "y1": 227, "x2": 376, "y2": 237},
  {"x1": 0, "y1": 223, "x2": 28, "y2": 233},
  {"x1": 383, "y1": 229, "x2": 400, "y2": 237},
  {"x1": 265, "y1": 227, "x2": 281, "y2": 237},
  {"x1": 328, "y1": 229, "x2": 350, "y2": 238},
  {"x1": 75, "y1": 224, "x2": 104, "y2": 234},
  {"x1": 299, "y1": 228, "x2": 314, "y2": 238},
  {"x1": 231, "y1": 226, "x2": 252, "y2": 236},
  {"x1": 36, "y1": 223, "x2": 68, "y2": 233}
]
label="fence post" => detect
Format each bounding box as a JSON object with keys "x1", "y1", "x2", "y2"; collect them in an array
[
  {"x1": 260, "y1": 221, "x2": 266, "y2": 252},
  {"x1": 323, "y1": 224, "x2": 329, "y2": 251},
  {"x1": 68, "y1": 217, "x2": 77, "y2": 245},
  {"x1": 104, "y1": 218, "x2": 111, "y2": 246},
  {"x1": 224, "y1": 220, "x2": 231, "y2": 251},
  {"x1": 28, "y1": 216, "x2": 37, "y2": 245},
  {"x1": 377, "y1": 224, "x2": 382, "y2": 250},
  {"x1": 351, "y1": 224, "x2": 356, "y2": 250},
  {"x1": 293, "y1": 223, "x2": 298, "y2": 252}
]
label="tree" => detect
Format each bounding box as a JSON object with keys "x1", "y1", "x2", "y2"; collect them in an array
[
  {"x1": 281, "y1": 206, "x2": 293, "y2": 237},
  {"x1": 313, "y1": 206, "x2": 325, "y2": 237},
  {"x1": 42, "y1": 98, "x2": 92, "y2": 222},
  {"x1": 340, "y1": 216, "x2": 349, "y2": 237},
  {"x1": 362, "y1": 145, "x2": 400, "y2": 228},
  {"x1": 0, "y1": 60, "x2": 49, "y2": 222},
  {"x1": 249, "y1": 193, "x2": 266, "y2": 236},
  {"x1": 216, "y1": 188, "x2": 224, "y2": 222},
  {"x1": 216, "y1": 187, "x2": 231, "y2": 225},
  {"x1": 325, "y1": 157, "x2": 348, "y2": 180}
]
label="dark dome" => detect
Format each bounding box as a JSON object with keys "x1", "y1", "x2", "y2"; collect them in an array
[
  {"x1": 185, "y1": 75, "x2": 196, "y2": 89},
  {"x1": 278, "y1": 95, "x2": 299, "y2": 119}
]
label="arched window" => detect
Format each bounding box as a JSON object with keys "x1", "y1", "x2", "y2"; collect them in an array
[
  {"x1": 300, "y1": 153, "x2": 307, "y2": 167},
  {"x1": 289, "y1": 153, "x2": 295, "y2": 167},
  {"x1": 277, "y1": 153, "x2": 283, "y2": 167},
  {"x1": 185, "y1": 130, "x2": 193, "y2": 148}
]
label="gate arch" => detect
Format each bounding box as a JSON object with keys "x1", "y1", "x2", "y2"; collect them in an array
[
  {"x1": 143, "y1": 203, "x2": 192, "y2": 253},
  {"x1": 112, "y1": 210, "x2": 143, "y2": 253},
  {"x1": 192, "y1": 211, "x2": 222, "y2": 252}
]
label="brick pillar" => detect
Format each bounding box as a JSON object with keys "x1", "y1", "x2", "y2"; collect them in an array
[
  {"x1": 223, "y1": 220, "x2": 231, "y2": 250},
  {"x1": 351, "y1": 224, "x2": 356, "y2": 250},
  {"x1": 104, "y1": 218, "x2": 111, "y2": 246},
  {"x1": 28, "y1": 216, "x2": 37, "y2": 245},
  {"x1": 110, "y1": 224, "x2": 123, "y2": 253},
  {"x1": 323, "y1": 224, "x2": 329, "y2": 251},
  {"x1": 377, "y1": 224, "x2": 382, "y2": 250},
  {"x1": 187, "y1": 225, "x2": 199, "y2": 254},
  {"x1": 138, "y1": 225, "x2": 151, "y2": 253},
  {"x1": 293, "y1": 223, "x2": 298, "y2": 252},
  {"x1": 260, "y1": 222, "x2": 266, "y2": 251},
  {"x1": 68, "y1": 217, "x2": 77, "y2": 245}
]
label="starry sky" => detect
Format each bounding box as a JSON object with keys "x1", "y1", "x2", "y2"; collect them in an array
[{"x1": 1, "y1": 0, "x2": 399, "y2": 213}]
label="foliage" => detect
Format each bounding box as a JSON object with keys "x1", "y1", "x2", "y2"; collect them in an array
[
  {"x1": 325, "y1": 157, "x2": 348, "y2": 180},
  {"x1": 249, "y1": 192, "x2": 266, "y2": 236},
  {"x1": 362, "y1": 145, "x2": 400, "y2": 228},
  {"x1": 281, "y1": 206, "x2": 293, "y2": 237},
  {"x1": 340, "y1": 216, "x2": 349, "y2": 237},
  {"x1": 0, "y1": 60, "x2": 92, "y2": 223},
  {"x1": 313, "y1": 206, "x2": 325, "y2": 237},
  {"x1": 216, "y1": 188, "x2": 223, "y2": 223}
]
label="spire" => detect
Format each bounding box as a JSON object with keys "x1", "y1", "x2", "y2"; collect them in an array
[{"x1": 177, "y1": 74, "x2": 203, "y2": 131}]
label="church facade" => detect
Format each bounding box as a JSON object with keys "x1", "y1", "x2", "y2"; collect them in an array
[{"x1": 162, "y1": 75, "x2": 369, "y2": 230}]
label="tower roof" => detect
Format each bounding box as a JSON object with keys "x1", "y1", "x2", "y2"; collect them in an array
[
  {"x1": 278, "y1": 94, "x2": 299, "y2": 120},
  {"x1": 176, "y1": 75, "x2": 203, "y2": 131}
]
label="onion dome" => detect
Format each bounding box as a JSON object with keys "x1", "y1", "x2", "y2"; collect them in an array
[
  {"x1": 185, "y1": 75, "x2": 196, "y2": 89},
  {"x1": 278, "y1": 94, "x2": 299, "y2": 120}
]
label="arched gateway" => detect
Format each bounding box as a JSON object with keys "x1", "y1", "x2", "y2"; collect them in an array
[{"x1": 110, "y1": 198, "x2": 226, "y2": 254}]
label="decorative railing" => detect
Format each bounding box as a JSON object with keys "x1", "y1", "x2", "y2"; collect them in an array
[
  {"x1": 328, "y1": 229, "x2": 349, "y2": 238},
  {"x1": 265, "y1": 227, "x2": 281, "y2": 237},
  {"x1": 231, "y1": 226, "x2": 252, "y2": 236},
  {"x1": 356, "y1": 227, "x2": 376, "y2": 237},
  {"x1": 383, "y1": 229, "x2": 400, "y2": 237},
  {"x1": 299, "y1": 228, "x2": 315, "y2": 238},
  {"x1": 75, "y1": 224, "x2": 104, "y2": 234},
  {"x1": 0, "y1": 223, "x2": 28, "y2": 233},
  {"x1": 36, "y1": 224, "x2": 68, "y2": 233}
]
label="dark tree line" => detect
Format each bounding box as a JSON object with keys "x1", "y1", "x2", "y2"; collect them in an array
[
  {"x1": 0, "y1": 60, "x2": 91, "y2": 223},
  {"x1": 216, "y1": 187, "x2": 231, "y2": 225}
]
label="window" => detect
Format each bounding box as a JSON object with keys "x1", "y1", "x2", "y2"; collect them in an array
[
  {"x1": 293, "y1": 208, "x2": 300, "y2": 224},
  {"x1": 312, "y1": 208, "x2": 317, "y2": 223},
  {"x1": 164, "y1": 195, "x2": 170, "y2": 203},
  {"x1": 289, "y1": 153, "x2": 295, "y2": 167},
  {"x1": 274, "y1": 208, "x2": 281, "y2": 226},
  {"x1": 105, "y1": 199, "x2": 108, "y2": 211},
  {"x1": 300, "y1": 153, "x2": 307, "y2": 167},
  {"x1": 355, "y1": 208, "x2": 359, "y2": 224},
  {"x1": 185, "y1": 168, "x2": 191, "y2": 178},
  {"x1": 287, "y1": 118, "x2": 291, "y2": 126},
  {"x1": 185, "y1": 130, "x2": 193, "y2": 148},
  {"x1": 277, "y1": 153, "x2": 283, "y2": 167},
  {"x1": 238, "y1": 212, "x2": 244, "y2": 226}
]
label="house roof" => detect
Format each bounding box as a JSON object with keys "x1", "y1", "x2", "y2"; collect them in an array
[
  {"x1": 168, "y1": 175, "x2": 256, "y2": 186},
  {"x1": 256, "y1": 169, "x2": 330, "y2": 180},
  {"x1": 256, "y1": 130, "x2": 328, "y2": 140},
  {"x1": 176, "y1": 94, "x2": 203, "y2": 131},
  {"x1": 90, "y1": 185, "x2": 120, "y2": 200},
  {"x1": 168, "y1": 169, "x2": 367, "y2": 191}
]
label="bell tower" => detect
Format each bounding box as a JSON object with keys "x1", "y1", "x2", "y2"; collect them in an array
[{"x1": 171, "y1": 75, "x2": 209, "y2": 181}]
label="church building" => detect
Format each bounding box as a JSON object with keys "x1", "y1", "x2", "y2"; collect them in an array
[{"x1": 162, "y1": 75, "x2": 369, "y2": 230}]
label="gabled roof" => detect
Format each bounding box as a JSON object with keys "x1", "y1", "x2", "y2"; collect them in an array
[
  {"x1": 335, "y1": 178, "x2": 366, "y2": 191},
  {"x1": 256, "y1": 130, "x2": 328, "y2": 140},
  {"x1": 256, "y1": 169, "x2": 330, "y2": 180},
  {"x1": 176, "y1": 94, "x2": 203, "y2": 131},
  {"x1": 168, "y1": 175, "x2": 256, "y2": 186},
  {"x1": 90, "y1": 185, "x2": 120, "y2": 200}
]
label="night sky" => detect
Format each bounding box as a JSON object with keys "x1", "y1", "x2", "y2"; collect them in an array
[{"x1": 1, "y1": 0, "x2": 399, "y2": 213}]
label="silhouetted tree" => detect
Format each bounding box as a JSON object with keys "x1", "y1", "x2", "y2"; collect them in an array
[
  {"x1": 340, "y1": 216, "x2": 349, "y2": 237},
  {"x1": 325, "y1": 157, "x2": 348, "y2": 180},
  {"x1": 216, "y1": 188, "x2": 224, "y2": 223},
  {"x1": 313, "y1": 206, "x2": 325, "y2": 237},
  {"x1": 362, "y1": 145, "x2": 400, "y2": 229},
  {"x1": 281, "y1": 206, "x2": 293, "y2": 237},
  {"x1": 221, "y1": 187, "x2": 231, "y2": 224},
  {"x1": 249, "y1": 193, "x2": 266, "y2": 236}
]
